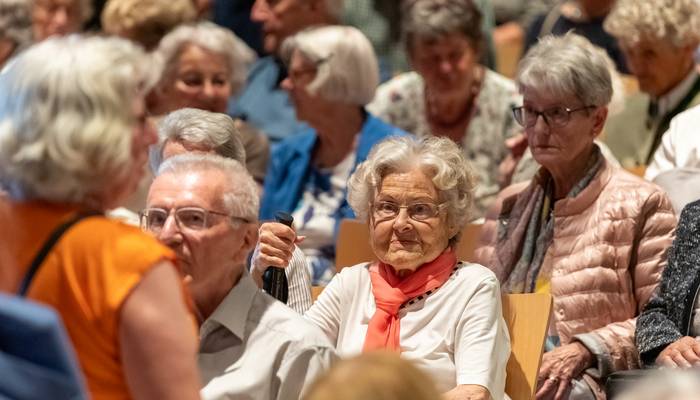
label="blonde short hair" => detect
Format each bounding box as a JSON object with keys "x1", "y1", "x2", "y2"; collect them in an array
[
  {"x1": 0, "y1": 35, "x2": 148, "y2": 204},
  {"x1": 154, "y1": 21, "x2": 255, "y2": 96},
  {"x1": 304, "y1": 352, "x2": 441, "y2": 400},
  {"x1": 101, "y1": 0, "x2": 196, "y2": 49},
  {"x1": 604, "y1": 0, "x2": 700, "y2": 48},
  {"x1": 347, "y1": 136, "x2": 475, "y2": 245},
  {"x1": 281, "y1": 25, "x2": 379, "y2": 105}
]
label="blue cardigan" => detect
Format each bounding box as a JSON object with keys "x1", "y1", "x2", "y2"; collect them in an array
[{"x1": 260, "y1": 113, "x2": 408, "y2": 226}]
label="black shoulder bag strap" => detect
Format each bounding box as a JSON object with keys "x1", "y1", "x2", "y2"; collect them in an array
[{"x1": 17, "y1": 211, "x2": 101, "y2": 297}]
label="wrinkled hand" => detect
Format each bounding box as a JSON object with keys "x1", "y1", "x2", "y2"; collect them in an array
[
  {"x1": 656, "y1": 336, "x2": 700, "y2": 368},
  {"x1": 443, "y1": 384, "x2": 489, "y2": 400},
  {"x1": 536, "y1": 342, "x2": 593, "y2": 400},
  {"x1": 497, "y1": 132, "x2": 528, "y2": 188},
  {"x1": 252, "y1": 222, "x2": 304, "y2": 273}
]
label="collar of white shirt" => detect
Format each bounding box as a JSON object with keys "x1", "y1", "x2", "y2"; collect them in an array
[
  {"x1": 655, "y1": 68, "x2": 699, "y2": 119},
  {"x1": 200, "y1": 272, "x2": 258, "y2": 341}
]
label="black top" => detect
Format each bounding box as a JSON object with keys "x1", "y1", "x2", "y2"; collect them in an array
[
  {"x1": 524, "y1": 10, "x2": 629, "y2": 74},
  {"x1": 636, "y1": 199, "x2": 700, "y2": 365}
]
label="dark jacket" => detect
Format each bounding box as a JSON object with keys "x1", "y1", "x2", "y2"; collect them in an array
[{"x1": 636, "y1": 199, "x2": 700, "y2": 365}]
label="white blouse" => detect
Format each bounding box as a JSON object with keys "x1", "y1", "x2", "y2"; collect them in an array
[{"x1": 305, "y1": 261, "x2": 510, "y2": 398}]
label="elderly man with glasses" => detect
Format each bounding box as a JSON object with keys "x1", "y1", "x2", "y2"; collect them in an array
[{"x1": 142, "y1": 153, "x2": 336, "y2": 400}]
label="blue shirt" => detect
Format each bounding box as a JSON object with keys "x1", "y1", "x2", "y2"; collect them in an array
[
  {"x1": 229, "y1": 56, "x2": 309, "y2": 142},
  {"x1": 260, "y1": 112, "x2": 408, "y2": 226}
]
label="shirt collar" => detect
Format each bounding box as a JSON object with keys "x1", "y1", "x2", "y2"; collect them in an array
[
  {"x1": 200, "y1": 272, "x2": 259, "y2": 341},
  {"x1": 655, "y1": 68, "x2": 699, "y2": 118}
]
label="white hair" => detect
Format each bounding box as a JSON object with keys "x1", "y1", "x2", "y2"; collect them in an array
[
  {"x1": 153, "y1": 21, "x2": 256, "y2": 96},
  {"x1": 604, "y1": 0, "x2": 700, "y2": 48},
  {"x1": 150, "y1": 108, "x2": 246, "y2": 173},
  {"x1": 281, "y1": 25, "x2": 379, "y2": 105},
  {"x1": 347, "y1": 136, "x2": 476, "y2": 245},
  {"x1": 0, "y1": 35, "x2": 148, "y2": 204},
  {"x1": 157, "y1": 153, "x2": 259, "y2": 223},
  {"x1": 0, "y1": 0, "x2": 32, "y2": 52},
  {"x1": 518, "y1": 33, "x2": 613, "y2": 107}
]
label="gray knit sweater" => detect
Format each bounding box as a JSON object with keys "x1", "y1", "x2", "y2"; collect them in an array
[{"x1": 636, "y1": 199, "x2": 700, "y2": 365}]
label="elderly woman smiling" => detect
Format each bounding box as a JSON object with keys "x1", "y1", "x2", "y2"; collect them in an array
[
  {"x1": 150, "y1": 21, "x2": 269, "y2": 183},
  {"x1": 304, "y1": 136, "x2": 510, "y2": 400},
  {"x1": 476, "y1": 33, "x2": 676, "y2": 400},
  {"x1": 368, "y1": 0, "x2": 521, "y2": 217},
  {"x1": 260, "y1": 25, "x2": 407, "y2": 285}
]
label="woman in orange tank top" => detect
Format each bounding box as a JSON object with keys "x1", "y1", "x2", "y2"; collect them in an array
[{"x1": 0, "y1": 36, "x2": 201, "y2": 400}]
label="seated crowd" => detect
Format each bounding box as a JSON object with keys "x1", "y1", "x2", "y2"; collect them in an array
[{"x1": 3, "y1": 0, "x2": 700, "y2": 400}]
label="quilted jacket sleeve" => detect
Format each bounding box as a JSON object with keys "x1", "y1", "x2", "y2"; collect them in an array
[{"x1": 575, "y1": 190, "x2": 676, "y2": 376}]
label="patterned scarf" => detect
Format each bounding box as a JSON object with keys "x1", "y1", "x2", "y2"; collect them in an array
[
  {"x1": 363, "y1": 249, "x2": 457, "y2": 352},
  {"x1": 503, "y1": 147, "x2": 603, "y2": 293}
]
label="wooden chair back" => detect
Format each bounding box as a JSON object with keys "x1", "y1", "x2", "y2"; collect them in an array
[
  {"x1": 502, "y1": 293, "x2": 552, "y2": 400},
  {"x1": 335, "y1": 219, "x2": 483, "y2": 271}
]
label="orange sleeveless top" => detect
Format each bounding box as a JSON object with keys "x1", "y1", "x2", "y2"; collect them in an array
[{"x1": 3, "y1": 201, "x2": 181, "y2": 400}]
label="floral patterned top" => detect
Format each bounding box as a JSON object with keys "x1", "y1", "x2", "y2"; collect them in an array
[{"x1": 368, "y1": 69, "x2": 522, "y2": 217}]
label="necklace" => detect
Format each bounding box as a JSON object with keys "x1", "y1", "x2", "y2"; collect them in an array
[{"x1": 425, "y1": 66, "x2": 484, "y2": 142}]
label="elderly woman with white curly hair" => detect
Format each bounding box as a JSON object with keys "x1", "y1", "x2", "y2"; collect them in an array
[
  {"x1": 603, "y1": 0, "x2": 700, "y2": 169},
  {"x1": 298, "y1": 136, "x2": 510, "y2": 400},
  {"x1": 0, "y1": 0, "x2": 32, "y2": 69},
  {"x1": 256, "y1": 25, "x2": 407, "y2": 286},
  {"x1": 149, "y1": 21, "x2": 269, "y2": 183},
  {"x1": 475, "y1": 33, "x2": 676, "y2": 400},
  {"x1": 0, "y1": 36, "x2": 201, "y2": 400}
]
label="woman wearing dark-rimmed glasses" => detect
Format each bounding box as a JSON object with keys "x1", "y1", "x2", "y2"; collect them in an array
[{"x1": 475, "y1": 33, "x2": 676, "y2": 400}]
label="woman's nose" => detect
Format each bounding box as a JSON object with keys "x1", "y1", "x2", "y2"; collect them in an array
[{"x1": 392, "y1": 208, "x2": 413, "y2": 232}]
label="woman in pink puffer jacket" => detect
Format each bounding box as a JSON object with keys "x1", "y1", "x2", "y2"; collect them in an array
[{"x1": 475, "y1": 33, "x2": 676, "y2": 400}]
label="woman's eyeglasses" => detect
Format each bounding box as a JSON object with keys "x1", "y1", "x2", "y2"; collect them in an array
[
  {"x1": 371, "y1": 201, "x2": 445, "y2": 222},
  {"x1": 512, "y1": 105, "x2": 595, "y2": 128}
]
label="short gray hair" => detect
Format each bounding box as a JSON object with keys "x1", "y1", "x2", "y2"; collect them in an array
[
  {"x1": 154, "y1": 21, "x2": 256, "y2": 96},
  {"x1": 401, "y1": 0, "x2": 483, "y2": 53},
  {"x1": 150, "y1": 108, "x2": 246, "y2": 173},
  {"x1": 517, "y1": 33, "x2": 613, "y2": 107},
  {"x1": 0, "y1": 0, "x2": 32, "y2": 54},
  {"x1": 281, "y1": 25, "x2": 379, "y2": 105},
  {"x1": 604, "y1": 0, "x2": 700, "y2": 48},
  {"x1": 347, "y1": 136, "x2": 476, "y2": 245},
  {"x1": 157, "y1": 153, "x2": 259, "y2": 223},
  {"x1": 0, "y1": 35, "x2": 148, "y2": 204}
]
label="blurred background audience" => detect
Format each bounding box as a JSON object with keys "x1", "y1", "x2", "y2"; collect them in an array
[
  {"x1": 368, "y1": 0, "x2": 521, "y2": 218},
  {"x1": 603, "y1": 0, "x2": 700, "y2": 169}
]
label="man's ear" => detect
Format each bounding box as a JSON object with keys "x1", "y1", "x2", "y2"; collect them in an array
[{"x1": 242, "y1": 223, "x2": 259, "y2": 254}]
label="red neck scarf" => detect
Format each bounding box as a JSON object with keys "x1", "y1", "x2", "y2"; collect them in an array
[{"x1": 363, "y1": 249, "x2": 457, "y2": 352}]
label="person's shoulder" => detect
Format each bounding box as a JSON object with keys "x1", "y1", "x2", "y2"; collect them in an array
[
  {"x1": 452, "y1": 261, "x2": 499, "y2": 287},
  {"x1": 253, "y1": 293, "x2": 335, "y2": 349},
  {"x1": 64, "y1": 216, "x2": 172, "y2": 269},
  {"x1": 371, "y1": 72, "x2": 422, "y2": 105},
  {"x1": 482, "y1": 69, "x2": 516, "y2": 93}
]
